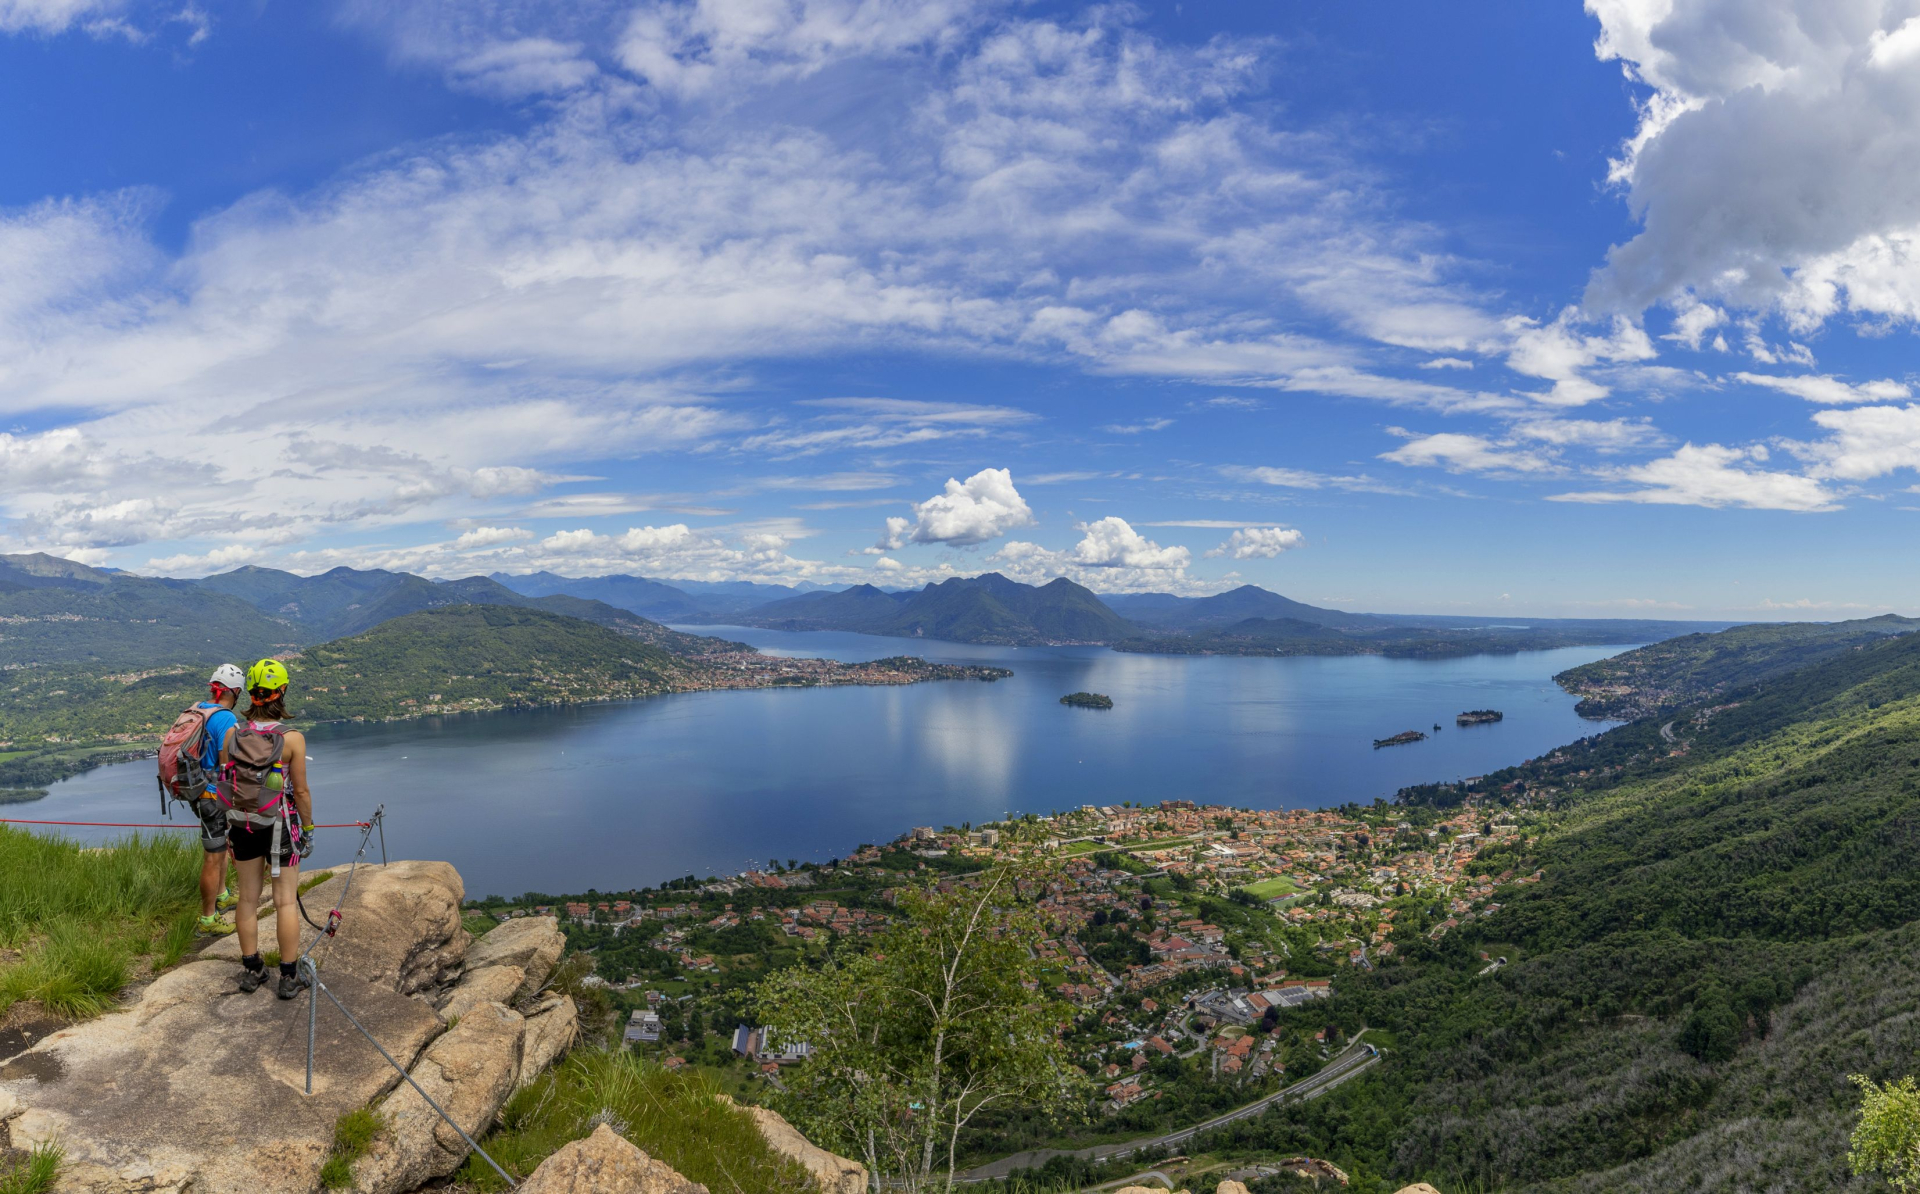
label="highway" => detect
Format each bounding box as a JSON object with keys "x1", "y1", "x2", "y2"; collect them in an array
[{"x1": 959, "y1": 1037, "x2": 1381, "y2": 1181}]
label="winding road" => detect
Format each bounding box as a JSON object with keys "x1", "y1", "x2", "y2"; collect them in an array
[{"x1": 958, "y1": 1038, "x2": 1381, "y2": 1181}]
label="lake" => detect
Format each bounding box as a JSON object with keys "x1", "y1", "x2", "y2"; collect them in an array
[{"x1": 23, "y1": 630, "x2": 1630, "y2": 896}]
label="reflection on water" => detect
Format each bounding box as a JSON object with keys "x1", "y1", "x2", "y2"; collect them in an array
[{"x1": 30, "y1": 629, "x2": 1629, "y2": 896}]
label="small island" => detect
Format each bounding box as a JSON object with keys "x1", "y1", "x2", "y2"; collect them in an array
[
  {"x1": 1456, "y1": 709, "x2": 1505, "y2": 725},
  {"x1": 1373, "y1": 730, "x2": 1428, "y2": 748},
  {"x1": 1060, "y1": 692, "x2": 1114, "y2": 709}
]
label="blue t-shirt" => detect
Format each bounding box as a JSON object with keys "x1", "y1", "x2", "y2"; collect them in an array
[{"x1": 198, "y1": 703, "x2": 239, "y2": 791}]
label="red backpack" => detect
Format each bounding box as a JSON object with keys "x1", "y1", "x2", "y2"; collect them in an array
[{"x1": 157, "y1": 703, "x2": 217, "y2": 804}]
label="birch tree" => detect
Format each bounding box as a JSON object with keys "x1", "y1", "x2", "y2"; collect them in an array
[{"x1": 754, "y1": 864, "x2": 1078, "y2": 1192}]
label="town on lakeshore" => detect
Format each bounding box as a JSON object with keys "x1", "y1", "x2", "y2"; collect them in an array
[{"x1": 469, "y1": 791, "x2": 1529, "y2": 1126}]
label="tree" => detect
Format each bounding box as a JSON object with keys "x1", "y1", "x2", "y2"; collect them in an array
[
  {"x1": 755, "y1": 864, "x2": 1080, "y2": 1192},
  {"x1": 1851, "y1": 1074, "x2": 1920, "y2": 1192}
]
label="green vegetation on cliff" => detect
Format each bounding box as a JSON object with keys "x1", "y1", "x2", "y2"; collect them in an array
[{"x1": 1195, "y1": 625, "x2": 1920, "y2": 1192}]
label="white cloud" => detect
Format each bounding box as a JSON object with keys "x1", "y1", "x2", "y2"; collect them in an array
[
  {"x1": 886, "y1": 467, "x2": 1036, "y2": 547},
  {"x1": 1733, "y1": 371, "x2": 1912, "y2": 405},
  {"x1": 1418, "y1": 357, "x2": 1473, "y2": 370},
  {"x1": 1204, "y1": 526, "x2": 1303, "y2": 559},
  {"x1": 0, "y1": 0, "x2": 122, "y2": 34},
  {"x1": 1802, "y1": 404, "x2": 1920, "y2": 480},
  {"x1": 988, "y1": 516, "x2": 1195, "y2": 592},
  {"x1": 1101, "y1": 418, "x2": 1174, "y2": 434},
  {"x1": 1218, "y1": 464, "x2": 1406, "y2": 494},
  {"x1": 1508, "y1": 417, "x2": 1668, "y2": 453},
  {"x1": 1586, "y1": 0, "x2": 1920, "y2": 333},
  {"x1": 453, "y1": 525, "x2": 533, "y2": 549},
  {"x1": 1380, "y1": 432, "x2": 1556, "y2": 475},
  {"x1": 1065, "y1": 517, "x2": 1190, "y2": 570},
  {"x1": 1503, "y1": 309, "x2": 1656, "y2": 406},
  {"x1": 1549, "y1": 443, "x2": 1838, "y2": 512}
]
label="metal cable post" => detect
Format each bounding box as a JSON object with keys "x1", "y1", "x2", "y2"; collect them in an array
[
  {"x1": 304, "y1": 955, "x2": 319, "y2": 1096},
  {"x1": 376, "y1": 805, "x2": 387, "y2": 865}
]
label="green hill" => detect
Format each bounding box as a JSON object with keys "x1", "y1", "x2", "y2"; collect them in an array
[
  {"x1": 292, "y1": 604, "x2": 691, "y2": 722},
  {"x1": 1215, "y1": 623, "x2": 1920, "y2": 1191}
]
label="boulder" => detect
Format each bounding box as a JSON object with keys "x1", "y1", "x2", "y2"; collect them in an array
[
  {"x1": 1217, "y1": 1183, "x2": 1252, "y2": 1194},
  {"x1": 350, "y1": 1001, "x2": 526, "y2": 1194},
  {"x1": 0, "y1": 960, "x2": 441, "y2": 1194},
  {"x1": 465, "y1": 916, "x2": 565, "y2": 1000},
  {"x1": 517, "y1": 994, "x2": 580, "y2": 1091},
  {"x1": 517, "y1": 1124, "x2": 708, "y2": 1194},
  {"x1": 1394, "y1": 1186, "x2": 1445, "y2": 1194},
  {"x1": 741, "y1": 1103, "x2": 867, "y2": 1194},
  {"x1": 440, "y1": 964, "x2": 526, "y2": 1023},
  {"x1": 203, "y1": 861, "x2": 467, "y2": 995}
]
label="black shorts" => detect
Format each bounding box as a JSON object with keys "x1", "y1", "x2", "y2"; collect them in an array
[
  {"x1": 192, "y1": 796, "x2": 228, "y2": 854},
  {"x1": 229, "y1": 822, "x2": 297, "y2": 866}
]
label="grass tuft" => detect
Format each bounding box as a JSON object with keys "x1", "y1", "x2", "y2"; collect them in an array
[
  {"x1": 0, "y1": 824, "x2": 201, "y2": 1018},
  {"x1": 319, "y1": 1107, "x2": 384, "y2": 1190},
  {"x1": 0, "y1": 1142, "x2": 62, "y2": 1194},
  {"x1": 459, "y1": 1048, "x2": 816, "y2": 1192}
]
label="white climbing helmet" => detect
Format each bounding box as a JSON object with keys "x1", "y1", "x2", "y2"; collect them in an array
[{"x1": 209, "y1": 663, "x2": 246, "y2": 690}]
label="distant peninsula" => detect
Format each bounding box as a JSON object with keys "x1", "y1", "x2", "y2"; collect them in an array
[
  {"x1": 1456, "y1": 709, "x2": 1504, "y2": 725},
  {"x1": 1060, "y1": 692, "x2": 1114, "y2": 709},
  {"x1": 1373, "y1": 730, "x2": 1427, "y2": 748}
]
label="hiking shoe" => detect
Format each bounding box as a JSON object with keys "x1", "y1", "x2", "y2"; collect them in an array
[
  {"x1": 197, "y1": 914, "x2": 235, "y2": 936},
  {"x1": 277, "y1": 970, "x2": 311, "y2": 1000},
  {"x1": 237, "y1": 966, "x2": 268, "y2": 994},
  {"x1": 215, "y1": 887, "x2": 238, "y2": 912}
]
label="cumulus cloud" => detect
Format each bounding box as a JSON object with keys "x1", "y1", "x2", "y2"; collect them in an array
[
  {"x1": 1549, "y1": 443, "x2": 1838, "y2": 512},
  {"x1": 988, "y1": 517, "x2": 1195, "y2": 592},
  {"x1": 1586, "y1": 0, "x2": 1920, "y2": 334},
  {"x1": 1503, "y1": 309, "x2": 1656, "y2": 405},
  {"x1": 1733, "y1": 371, "x2": 1913, "y2": 405},
  {"x1": 1204, "y1": 526, "x2": 1304, "y2": 559},
  {"x1": 883, "y1": 468, "x2": 1036, "y2": 547}
]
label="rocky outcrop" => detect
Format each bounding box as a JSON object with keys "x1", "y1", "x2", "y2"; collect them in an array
[
  {"x1": 464, "y1": 916, "x2": 565, "y2": 1000},
  {"x1": 350, "y1": 1001, "x2": 526, "y2": 1194},
  {"x1": 203, "y1": 861, "x2": 468, "y2": 995},
  {"x1": 517, "y1": 993, "x2": 579, "y2": 1091},
  {"x1": 0, "y1": 955, "x2": 442, "y2": 1194},
  {"x1": 1394, "y1": 1186, "x2": 1445, "y2": 1194},
  {"x1": 741, "y1": 1103, "x2": 866, "y2": 1194},
  {"x1": 439, "y1": 963, "x2": 525, "y2": 1023},
  {"x1": 0, "y1": 861, "x2": 575, "y2": 1194},
  {"x1": 517, "y1": 1124, "x2": 708, "y2": 1194},
  {"x1": 1216, "y1": 1183, "x2": 1252, "y2": 1194}
]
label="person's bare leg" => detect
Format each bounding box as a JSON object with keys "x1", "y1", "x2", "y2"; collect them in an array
[
  {"x1": 273, "y1": 859, "x2": 302, "y2": 963},
  {"x1": 200, "y1": 850, "x2": 225, "y2": 917},
  {"x1": 235, "y1": 856, "x2": 265, "y2": 958}
]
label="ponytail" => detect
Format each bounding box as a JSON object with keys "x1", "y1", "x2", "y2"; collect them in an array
[{"x1": 247, "y1": 690, "x2": 288, "y2": 721}]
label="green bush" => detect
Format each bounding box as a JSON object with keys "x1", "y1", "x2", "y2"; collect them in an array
[
  {"x1": 0, "y1": 1143, "x2": 62, "y2": 1194},
  {"x1": 319, "y1": 1107, "x2": 385, "y2": 1190}
]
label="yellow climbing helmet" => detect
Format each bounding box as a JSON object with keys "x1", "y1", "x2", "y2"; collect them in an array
[{"x1": 246, "y1": 658, "x2": 290, "y2": 694}]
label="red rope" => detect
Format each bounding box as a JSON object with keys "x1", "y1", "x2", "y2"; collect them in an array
[{"x1": 0, "y1": 818, "x2": 372, "y2": 829}]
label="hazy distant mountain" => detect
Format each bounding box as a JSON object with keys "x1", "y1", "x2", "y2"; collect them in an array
[
  {"x1": 744, "y1": 573, "x2": 1136, "y2": 644},
  {"x1": 192, "y1": 565, "x2": 719, "y2": 652},
  {"x1": 1102, "y1": 584, "x2": 1392, "y2": 633},
  {"x1": 488, "y1": 571, "x2": 840, "y2": 622}
]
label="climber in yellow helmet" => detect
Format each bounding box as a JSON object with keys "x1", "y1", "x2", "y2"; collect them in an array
[{"x1": 219, "y1": 658, "x2": 317, "y2": 999}]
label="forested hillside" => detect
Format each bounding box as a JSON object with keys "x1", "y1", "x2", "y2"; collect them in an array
[
  {"x1": 0, "y1": 554, "x2": 297, "y2": 668},
  {"x1": 1211, "y1": 628, "x2": 1920, "y2": 1191},
  {"x1": 1554, "y1": 613, "x2": 1920, "y2": 719}
]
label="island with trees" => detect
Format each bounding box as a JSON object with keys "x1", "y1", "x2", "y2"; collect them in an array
[
  {"x1": 1455, "y1": 709, "x2": 1504, "y2": 725},
  {"x1": 1060, "y1": 691, "x2": 1115, "y2": 709},
  {"x1": 1372, "y1": 730, "x2": 1427, "y2": 748}
]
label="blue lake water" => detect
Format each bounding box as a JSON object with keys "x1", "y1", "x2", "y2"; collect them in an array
[{"x1": 25, "y1": 629, "x2": 1630, "y2": 896}]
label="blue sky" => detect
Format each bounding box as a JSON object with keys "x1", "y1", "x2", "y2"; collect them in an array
[{"x1": 3, "y1": 0, "x2": 1918, "y2": 619}]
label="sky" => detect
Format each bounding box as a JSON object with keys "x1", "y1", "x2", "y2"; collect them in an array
[{"x1": 3, "y1": 0, "x2": 1920, "y2": 619}]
